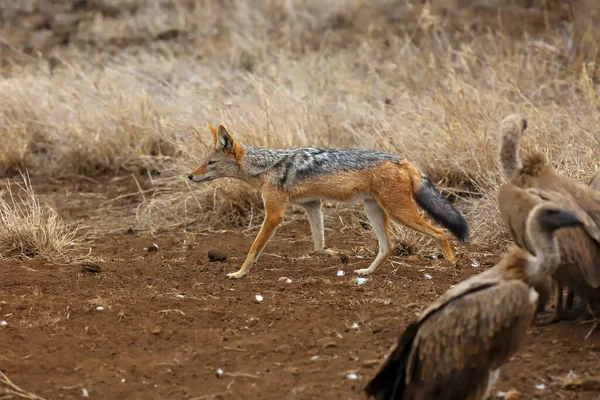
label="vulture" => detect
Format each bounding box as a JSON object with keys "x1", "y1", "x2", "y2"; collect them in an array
[
  {"x1": 364, "y1": 202, "x2": 582, "y2": 400},
  {"x1": 497, "y1": 114, "x2": 600, "y2": 330}
]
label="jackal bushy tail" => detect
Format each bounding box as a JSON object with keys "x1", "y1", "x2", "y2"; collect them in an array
[{"x1": 414, "y1": 176, "x2": 469, "y2": 244}]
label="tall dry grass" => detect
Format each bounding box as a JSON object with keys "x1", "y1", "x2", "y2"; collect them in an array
[
  {"x1": 0, "y1": 174, "x2": 79, "y2": 260},
  {"x1": 0, "y1": 0, "x2": 599, "y2": 248}
]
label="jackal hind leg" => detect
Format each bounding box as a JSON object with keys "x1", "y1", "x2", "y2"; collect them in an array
[
  {"x1": 302, "y1": 200, "x2": 344, "y2": 258},
  {"x1": 376, "y1": 191, "x2": 456, "y2": 264},
  {"x1": 354, "y1": 199, "x2": 392, "y2": 276},
  {"x1": 227, "y1": 191, "x2": 289, "y2": 279}
]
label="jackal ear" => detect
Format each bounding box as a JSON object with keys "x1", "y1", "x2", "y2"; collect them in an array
[
  {"x1": 217, "y1": 124, "x2": 234, "y2": 153},
  {"x1": 207, "y1": 123, "x2": 218, "y2": 146}
]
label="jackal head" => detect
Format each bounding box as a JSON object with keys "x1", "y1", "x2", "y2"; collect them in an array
[{"x1": 188, "y1": 123, "x2": 243, "y2": 183}]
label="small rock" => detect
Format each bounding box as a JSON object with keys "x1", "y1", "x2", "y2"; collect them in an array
[
  {"x1": 151, "y1": 327, "x2": 162, "y2": 335},
  {"x1": 216, "y1": 368, "x2": 224, "y2": 378},
  {"x1": 505, "y1": 390, "x2": 521, "y2": 400},
  {"x1": 82, "y1": 388, "x2": 89, "y2": 398},
  {"x1": 423, "y1": 273, "x2": 432, "y2": 280},
  {"x1": 254, "y1": 295, "x2": 263, "y2": 303},
  {"x1": 285, "y1": 367, "x2": 301, "y2": 376},
  {"x1": 310, "y1": 355, "x2": 320, "y2": 361},
  {"x1": 336, "y1": 270, "x2": 345, "y2": 277},
  {"x1": 0, "y1": 320, "x2": 7, "y2": 326},
  {"x1": 535, "y1": 383, "x2": 546, "y2": 390},
  {"x1": 355, "y1": 277, "x2": 367, "y2": 285},
  {"x1": 351, "y1": 322, "x2": 359, "y2": 330},
  {"x1": 95, "y1": 306, "x2": 104, "y2": 311},
  {"x1": 275, "y1": 344, "x2": 294, "y2": 355},
  {"x1": 471, "y1": 259, "x2": 480, "y2": 267},
  {"x1": 175, "y1": 294, "x2": 185, "y2": 299},
  {"x1": 81, "y1": 263, "x2": 102, "y2": 274},
  {"x1": 208, "y1": 250, "x2": 227, "y2": 262}
]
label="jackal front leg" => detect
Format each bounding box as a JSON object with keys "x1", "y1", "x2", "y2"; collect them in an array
[
  {"x1": 227, "y1": 191, "x2": 289, "y2": 279},
  {"x1": 302, "y1": 200, "x2": 342, "y2": 257}
]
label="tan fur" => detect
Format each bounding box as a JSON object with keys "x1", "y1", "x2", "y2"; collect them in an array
[{"x1": 496, "y1": 246, "x2": 531, "y2": 282}]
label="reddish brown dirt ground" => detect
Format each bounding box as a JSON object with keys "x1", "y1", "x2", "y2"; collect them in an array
[{"x1": 1, "y1": 178, "x2": 599, "y2": 400}]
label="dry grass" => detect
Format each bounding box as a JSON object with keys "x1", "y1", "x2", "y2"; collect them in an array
[
  {"x1": 0, "y1": 173, "x2": 79, "y2": 261},
  {"x1": 0, "y1": 0, "x2": 599, "y2": 247},
  {"x1": 0, "y1": 371, "x2": 46, "y2": 400}
]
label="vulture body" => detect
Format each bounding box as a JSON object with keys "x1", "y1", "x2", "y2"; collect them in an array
[
  {"x1": 497, "y1": 114, "x2": 600, "y2": 327},
  {"x1": 364, "y1": 202, "x2": 582, "y2": 400}
]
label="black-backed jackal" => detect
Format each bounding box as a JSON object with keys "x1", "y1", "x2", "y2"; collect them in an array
[{"x1": 189, "y1": 123, "x2": 469, "y2": 279}]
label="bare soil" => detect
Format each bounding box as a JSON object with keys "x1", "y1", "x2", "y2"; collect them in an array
[{"x1": 0, "y1": 178, "x2": 599, "y2": 400}]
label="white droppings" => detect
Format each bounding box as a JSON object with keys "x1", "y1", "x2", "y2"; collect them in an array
[
  {"x1": 95, "y1": 306, "x2": 104, "y2": 311},
  {"x1": 423, "y1": 273, "x2": 432, "y2": 280},
  {"x1": 0, "y1": 320, "x2": 7, "y2": 326},
  {"x1": 255, "y1": 295, "x2": 263, "y2": 303},
  {"x1": 69, "y1": 241, "x2": 76, "y2": 246},
  {"x1": 355, "y1": 277, "x2": 367, "y2": 285},
  {"x1": 351, "y1": 322, "x2": 359, "y2": 330},
  {"x1": 535, "y1": 383, "x2": 546, "y2": 390},
  {"x1": 311, "y1": 355, "x2": 320, "y2": 361},
  {"x1": 82, "y1": 388, "x2": 89, "y2": 398},
  {"x1": 336, "y1": 270, "x2": 345, "y2": 277},
  {"x1": 216, "y1": 368, "x2": 224, "y2": 377},
  {"x1": 175, "y1": 294, "x2": 185, "y2": 299},
  {"x1": 285, "y1": 278, "x2": 292, "y2": 283},
  {"x1": 356, "y1": 255, "x2": 364, "y2": 259},
  {"x1": 345, "y1": 372, "x2": 359, "y2": 380},
  {"x1": 152, "y1": 243, "x2": 160, "y2": 251},
  {"x1": 471, "y1": 259, "x2": 480, "y2": 267}
]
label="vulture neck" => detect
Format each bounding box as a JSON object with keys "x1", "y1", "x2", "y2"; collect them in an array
[
  {"x1": 499, "y1": 130, "x2": 522, "y2": 180},
  {"x1": 525, "y1": 219, "x2": 560, "y2": 283}
]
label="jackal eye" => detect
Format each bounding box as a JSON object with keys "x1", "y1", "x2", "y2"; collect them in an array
[{"x1": 208, "y1": 160, "x2": 216, "y2": 165}]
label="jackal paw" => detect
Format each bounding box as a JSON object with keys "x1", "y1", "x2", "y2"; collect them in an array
[
  {"x1": 354, "y1": 268, "x2": 373, "y2": 276},
  {"x1": 226, "y1": 270, "x2": 247, "y2": 279}
]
